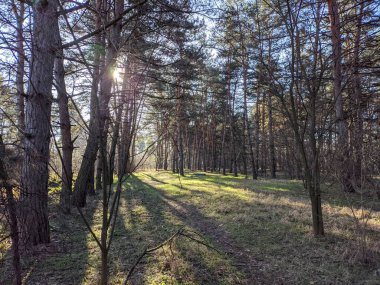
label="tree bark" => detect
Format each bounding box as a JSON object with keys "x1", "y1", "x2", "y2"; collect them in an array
[
  {"x1": 327, "y1": 0, "x2": 353, "y2": 192},
  {"x1": 73, "y1": 0, "x2": 103, "y2": 207},
  {"x1": 20, "y1": 0, "x2": 59, "y2": 246},
  {"x1": 12, "y1": 0, "x2": 25, "y2": 134},
  {"x1": 351, "y1": 1, "x2": 364, "y2": 187},
  {"x1": 242, "y1": 55, "x2": 257, "y2": 179},
  {"x1": 268, "y1": 91, "x2": 276, "y2": 178},
  {"x1": 54, "y1": 35, "x2": 73, "y2": 214},
  {"x1": 260, "y1": 94, "x2": 267, "y2": 175},
  {"x1": 255, "y1": 91, "x2": 260, "y2": 175},
  {"x1": 0, "y1": 135, "x2": 22, "y2": 285},
  {"x1": 175, "y1": 83, "x2": 185, "y2": 176},
  {"x1": 97, "y1": 0, "x2": 124, "y2": 187}
]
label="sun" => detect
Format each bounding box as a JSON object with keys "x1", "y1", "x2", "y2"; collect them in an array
[{"x1": 113, "y1": 67, "x2": 123, "y2": 81}]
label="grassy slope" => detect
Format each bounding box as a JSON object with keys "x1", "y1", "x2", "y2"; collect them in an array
[{"x1": 1, "y1": 171, "x2": 379, "y2": 284}]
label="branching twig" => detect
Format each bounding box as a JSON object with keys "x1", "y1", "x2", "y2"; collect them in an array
[{"x1": 123, "y1": 226, "x2": 221, "y2": 284}]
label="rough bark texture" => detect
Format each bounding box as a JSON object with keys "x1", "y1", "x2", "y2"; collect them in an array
[
  {"x1": 0, "y1": 136, "x2": 22, "y2": 285},
  {"x1": 20, "y1": 0, "x2": 59, "y2": 246}
]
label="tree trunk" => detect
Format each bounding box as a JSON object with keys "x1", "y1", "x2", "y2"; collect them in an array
[
  {"x1": 242, "y1": 55, "x2": 257, "y2": 179},
  {"x1": 177, "y1": 88, "x2": 185, "y2": 176},
  {"x1": 12, "y1": 0, "x2": 25, "y2": 134},
  {"x1": 268, "y1": 91, "x2": 276, "y2": 178},
  {"x1": 306, "y1": 170, "x2": 324, "y2": 236},
  {"x1": 109, "y1": 66, "x2": 127, "y2": 176},
  {"x1": 327, "y1": 0, "x2": 353, "y2": 192},
  {"x1": 255, "y1": 91, "x2": 260, "y2": 175},
  {"x1": 163, "y1": 138, "x2": 168, "y2": 170},
  {"x1": 260, "y1": 94, "x2": 267, "y2": 175},
  {"x1": 178, "y1": 127, "x2": 185, "y2": 176},
  {"x1": 54, "y1": 43, "x2": 73, "y2": 214},
  {"x1": 0, "y1": 136, "x2": 22, "y2": 285},
  {"x1": 351, "y1": 1, "x2": 364, "y2": 188},
  {"x1": 308, "y1": 83, "x2": 324, "y2": 236},
  {"x1": 72, "y1": 0, "x2": 102, "y2": 207},
  {"x1": 96, "y1": 0, "x2": 124, "y2": 187},
  {"x1": 172, "y1": 143, "x2": 177, "y2": 173},
  {"x1": 20, "y1": 0, "x2": 59, "y2": 246},
  {"x1": 281, "y1": 1, "x2": 324, "y2": 236},
  {"x1": 87, "y1": 166, "x2": 96, "y2": 195}
]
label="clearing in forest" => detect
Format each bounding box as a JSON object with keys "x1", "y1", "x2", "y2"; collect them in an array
[{"x1": 1, "y1": 171, "x2": 379, "y2": 284}]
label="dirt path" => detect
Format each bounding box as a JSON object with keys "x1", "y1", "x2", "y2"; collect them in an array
[{"x1": 154, "y1": 189, "x2": 270, "y2": 285}]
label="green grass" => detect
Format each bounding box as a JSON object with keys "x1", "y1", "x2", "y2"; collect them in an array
[{"x1": 1, "y1": 171, "x2": 379, "y2": 284}]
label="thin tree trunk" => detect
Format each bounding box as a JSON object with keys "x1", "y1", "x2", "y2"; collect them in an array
[
  {"x1": 255, "y1": 91, "x2": 260, "y2": 175},
  {"x1": 308, "y1": 80, "x2": 324, "y2": 236},
  {"x1": 268, "y1": 91, "x2": 276, "y2": 178},
  {"x1": 281, "y1": 0, "x2": 324, "y2": 235},
  {"x1": 242, "y1": 55, "x2": 257, "y2": 179},
  {"x1": 12, "y1": 0, "x2": 25, "y2": 134},
  {"x1": 99, "y1": 0, "x2": 126, "y2": 274},
  {"x1": 231, "y1": 117, "x2": 237, "y2": 177},
  {"x1": 352, "y1": 1, "x2": 364, "y2": 187},
  {"x1": 172, "y1": 142, "x2": 177, "y2": 173},
  {"x1": 164, "y1": 136, "x2": 168, "y2": 170},
  {"x1": 177, "y1": 87, "x2": 185, "y2": 176},
  {"x1": 109, "y1": 66, "x2": 127, "y2": 176},
  {"x1": 54, "y1": 41, "x2": 73, "y2": 214},
  {"x1": 260, "y1": 94, "x2": 267, "y2": 175}
]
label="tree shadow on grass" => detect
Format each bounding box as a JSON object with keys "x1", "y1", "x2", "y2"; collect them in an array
[
  {"x1": 0, "y1": 193, "x2": 100, "y2": 285},
  {"x1": 108, "y1": 175, "x2": 181, "y2": 284},
  {"x1": 143, "y1": 173, "x2": 168, "y2": 185},
  {"x1": 136, "y1": 172, "x2": 380, "y2": 285},
  {"x1": 119, "y1": 175, "x2": 266, "y2": 285}
]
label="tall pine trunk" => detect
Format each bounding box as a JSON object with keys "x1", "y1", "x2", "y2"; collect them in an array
[
  {"x1": 352, "y1": 1, "x2": 364, "y2": 187},
  {"x1": 20, "y1": 0, "x2": 59, "y2": 245},
  {"x1": 327, "y1": 0, "x2": 353, "y2": 192}
]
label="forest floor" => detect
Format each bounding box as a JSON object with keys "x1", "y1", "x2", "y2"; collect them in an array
[{"x1": 1, "y1": 171, "x2": 380, "y2": 284}]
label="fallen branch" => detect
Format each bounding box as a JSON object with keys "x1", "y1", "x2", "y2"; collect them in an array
[{"x1": 123, "y1": 226, "x2": 220, "y2": 284}]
